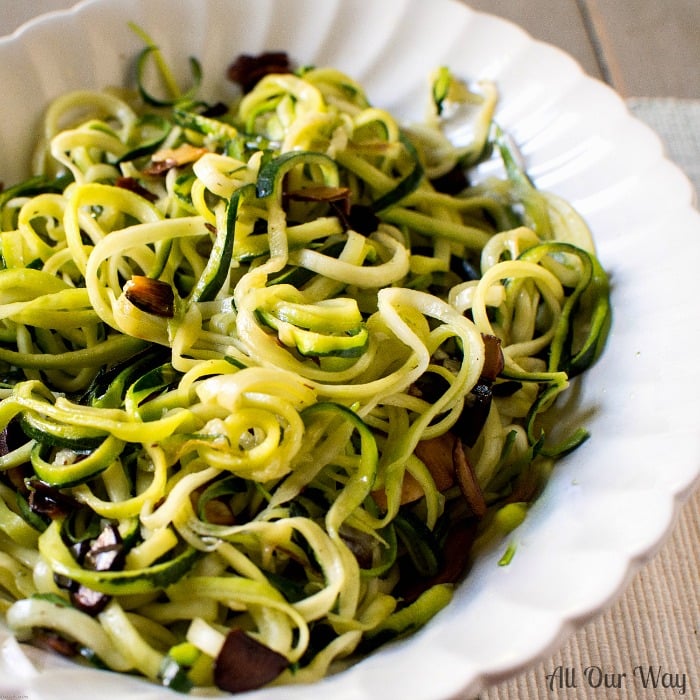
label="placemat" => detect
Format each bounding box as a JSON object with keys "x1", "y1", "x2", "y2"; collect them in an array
[{"x1": 477, "y1": 99, "x2": 700, "y2": 700}]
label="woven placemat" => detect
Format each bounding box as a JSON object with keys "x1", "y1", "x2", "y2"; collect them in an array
[
  {"x1": 628, "y1": 99, "x2": 700, "y2": 199},
  {"x1": 477, "y1": 99, "x2": 700, "y2": 700}
]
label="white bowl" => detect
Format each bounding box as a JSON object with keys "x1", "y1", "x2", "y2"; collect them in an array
[{"x1": 1, "y1": 1, "x2": 698, "y2": 698}]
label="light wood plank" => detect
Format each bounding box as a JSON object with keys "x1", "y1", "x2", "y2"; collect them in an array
[
  {"x1": 463, "y1": 0, "x2": 604, "y2": 81},
  {"x1": 582, "y1": 0, "x2": 700, "y2": 97}
]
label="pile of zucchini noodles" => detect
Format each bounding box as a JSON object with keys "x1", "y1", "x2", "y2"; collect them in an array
[{"x1": 0, "y1": 32, "x2": 610, "y2": 694}]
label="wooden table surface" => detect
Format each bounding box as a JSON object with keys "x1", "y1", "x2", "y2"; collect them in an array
[{"x1": 467, "y1": 0, "x2": 700, "y2": 99}]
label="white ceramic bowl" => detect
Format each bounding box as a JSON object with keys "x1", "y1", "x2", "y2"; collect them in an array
[{"x1": 1, "y1": 1, "x2": 699, "y2": 698}]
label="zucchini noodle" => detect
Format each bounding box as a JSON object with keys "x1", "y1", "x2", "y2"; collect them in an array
[{"x1": 0, "y1": 37, "x2": 611, "y2": 695}]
